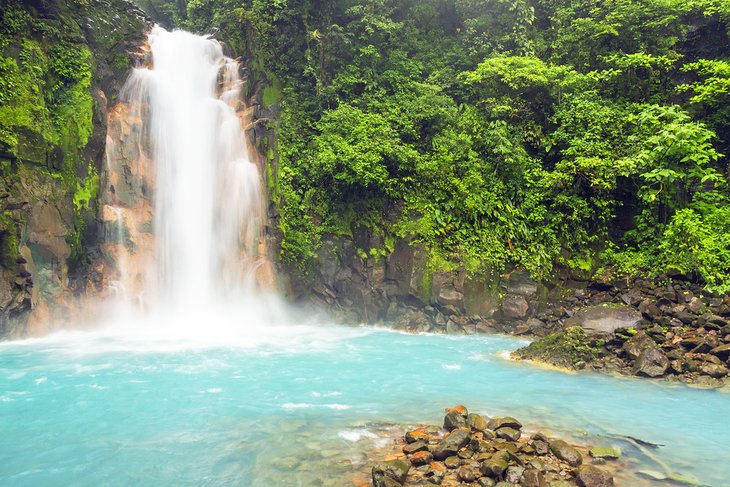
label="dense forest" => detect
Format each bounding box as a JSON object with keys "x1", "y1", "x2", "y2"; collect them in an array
[
  {"x1": 175, "y1": 0, "x2": 730, "y2": 292},
  {"x1": 3, "y1": 0, "x2": 730, "y2": 293}
]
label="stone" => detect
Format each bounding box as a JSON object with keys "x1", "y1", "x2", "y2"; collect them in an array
[
  {"x1": 622, "y1": 331, "x2": 657, "y2": 360},
  {"x1": 406, "y1": 428, "x2": 430, "y2": 443},
  {"x1": 503, "y1": 271, "x2": 539, "y2": 297},
  {"x1": 687, "y1": 297, "x2": 705, "y2": 314},
  {"x1": 521, "y1": 469, "x2": 547, "y2": 487},
  {"x1": 432, "y1": 429, "x2": 470, "y2": 460},
  {"x1": 457, "y1": 465, "x2": 479, "y2": 482},
  {"x1": 505, "y1": 466, "x2": 525, "y2": 483},
  {"x1": 638, "y1": 300, "x2": 661, "y2": 321},
  {"x1": 444, "y1": 410, "x2": 467, "y2": 431},
  {"x1": 425, "y1": 464, "x2": 445, "y2": 484},
  {"x1": 496, "y1": 427, "x2": 521, "y2": 442},
  {"x1": 487, "y1": 416, "x2": 522, "y2": 431},
  {"x1": 444, "y1": 456, "x2": 460, "y2": 469},
  {"x1": 533, "y1": 440, "x2": 549, "y2": 456},
  {"x1": 710, "y1": 343, "x2": 730, "y2": 358},
  {"x1": 549, "y1": 440, "x2": 582, "y2": 467},
  {"x1": 576, "y1": 465, "x2": 614, "y2": 487},
  {"x1": 481, "y1": 457, "x2": 509, "y2": 477},
  {"x1": 467, "y1": 413, "x2": 489, "y2": 432},
  {"x1": 438, "y1": 287, "x2": 464, "y2": 308},
  {"x1": 700, "y1": 363, "x2": 728, "y2": 378},
  {"x1": 588, "y1": 447, "x2": 621, "y2": 460},
  {"x1": 632, "y1": 347, "x2": 670, "y2": 377},
  {"x1": 502, "y1": 294, "x2": 530, "y2": 319},
  {"x1": 478, "y1": 478, "x2": 497, "y2": 487},
  {"x1": 563, "y1": 304, "x2": 642, "y2": 335},
  {"x1": 403, "y1": 440, "x2": 429, "y2": 454},
  {"x1": 409, "y1": 450, "x2": 433, "y2": 466},
  {"x1": 372, "y1": 459, "x2": 411, "y2": 486}
]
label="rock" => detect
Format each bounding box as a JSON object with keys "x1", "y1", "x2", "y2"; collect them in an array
[
  {"x1": 563, "y1": 304, "x2": 642, "y2": 335},
  {"x1": 687, "y1": 297, "x2": 705, "y2": 314},
  {"x1": 496, "y1": 427, "x2": 521, "y2": 442},
  {"x1": 622, "y1": 331, "x2": 657, "y2": 360},
  {"x1": 425, "y1": 464, "x2": 445, "y2": 484},
  {"x1": 487, "y1": 416, "x2": 522, "y2": 431},
  {"x1": 710, "y1": 343, "x2": 730, "y2": 358},
  {"x1": 409, "y1": 450, "x2": 433, "y2": 466},
  {"x1": 533, "y1": 440, "x2": 549, "y2": 456},
  {"x1": 457, "y1": 465, "x2": 479, "y2": 482},
  {"x1": 444, "y1": 410, "x2": 467, "y2": 431},
  {"x1": 638, "y1": 300, "x2": 661, "y2": 321},
  {"x1": 481, "y1": 457, "x2": 509, "y2": 477},
  {"x1": 467, "y1": 413, "x2": 489, "y2": 432},
  {"x1": 502, "y1": 294, "x2": 530, "y2": 319},
  {"x1": 405, "y1": 428, "x2": 430, "y2": 443},
  {"x1": 438, "y1": 287, "x2": 464, "y2": 308},
  {"x1": 444, "y1": 456, "x2": 460, "y2": 469},
  {"x1": 576, "y1": 465, "x2": 614, "y2": 487},
  {"x1": 372, "y1": 459, "x2": 411, "y2": 486},
  {"x1": 549, "y1": 440, "x2": 582, "y2": 467},
  {"x1": 588, "y1": 447, "x2": 621, "y2": 460},
  {"x1": 403, "y1": 440, "x2": 429, "y2": 454},
  {"x1": 503, "y1": 271, "x2": 539, "y2": 297},
  {"x1": 505, "y1": 466, "x2": 525, "y2": 483},
  {"x1": 521, "y1": 469, "x2": 547, "y2": 487},
  {"x1": 700, "y1": 363, "x2": 728, "y2": 378},
  {"x1": 478, "y1": 478, "x2": 497, "y2": 487},
  {"x1": 432, "y1": 429, "x2": 470, "y2": 460},
  {"x1": 632, "y1": 347, "x2": 670, "y2": 377}
]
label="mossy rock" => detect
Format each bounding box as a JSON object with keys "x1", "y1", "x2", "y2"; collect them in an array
[{"x1": 512, "y1": 326, "x2": 603, "y2": 369}]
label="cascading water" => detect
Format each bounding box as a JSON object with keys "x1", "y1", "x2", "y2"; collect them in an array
[{"x1": 104, "y1": 27, "x2": 268, "y2": 313}]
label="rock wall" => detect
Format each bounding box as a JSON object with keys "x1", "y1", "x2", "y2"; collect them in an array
[{"x1": 0, "y1": 0, "x2": 149, "y2": 338}]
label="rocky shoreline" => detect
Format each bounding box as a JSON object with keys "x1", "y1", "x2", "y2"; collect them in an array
[
  {"x1": 367, "y1": 406, "x2": 620, "y2": 487},
  {"x1": 509, "y1": 276, "x2": 730, "y2": 388}
]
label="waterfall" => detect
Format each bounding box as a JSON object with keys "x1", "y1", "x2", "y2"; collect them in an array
[{"x1": 102, "y1": 26, "x2": 269, "y2": 315}]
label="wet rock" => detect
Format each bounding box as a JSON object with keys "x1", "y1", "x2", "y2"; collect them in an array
[
  {"x1": 521, "y1": 469, "x2": 547, "y2": 487},
  {"x1": 638, "y1": 300, "x2": 661, "y2": 321},
  {"x1": 405, "y1": 428, "x2": 430, "y2": 443},
  {"x1": 457, "y1": 465, "x2": 479, "y2": 482},
  {"x1": 588, "y1": 447, "x2": 621, "y2": 460},
  {"x1": 533, "y1": 440, "x2": 549, "y2": 455},
  {"x1": 503, "y1": 294, "x2": 529, "y2": 319},
  {"x1": 444, "y1": 456, "x2": 460, "y2": 469},
  {"x1": 632, "y1": 347, "x2": 670, "y2": 377},
  {"x1": 372, "y1": 459, "x2": 410, "y2": 486},
  {"x1": 409, "y1": 450, "x2": 433, "y2": 466},
  {"x1": 549, "y1": 440, "x2": 582, "y2": 467},
  {"x1": 437, "y1": 287, "x2": 464, "y2": 308},
  {"x1": 481, "y1": 456, "x2": 509, "y2": 477},
  {"x1": 563, "y1": 304, "x2": 641, "y2": 335},
  {"x1": 432, "y1": 429, "x2": 470, "y2": 460},
  {"x1": 710, "y1": 343, "x2": 730, "y2": 358},
  {"x1": 487, "y1": 416, "x2": 522, "y2": 431},
  {"x1": 403, "y1": 440, "x2": 429, "y2": 454},
  {"x1": 467, "y1": 413, "x2": 489, "y2": 432},
  {"x1": 700, "y1": 363, "x2": 728, "y2": 378},
  {"x1": 505, "y1": 466, "x2": 525, "y2": 483},
  {"x1": 576, "y1": 465, "x2": 614, "y2": 487},
  {"x1": 496, "y1": 427, "x2": 521, "y2": 442},
  {"x1": 477, "y1": 478, "x2": 497, "y2": 487},
  {"x1": 444, "y1": 410, "x2": 467, "y2": 431}
]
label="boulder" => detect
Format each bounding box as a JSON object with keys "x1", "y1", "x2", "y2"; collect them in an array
[
  {"x1": 409, "y1": 450, "x2": 433, "y2": 466},
  {"x1": 589, "y1": 447, "x2": 621, "y2": 460},
  {"x1": 505, "y1": 466, "x2": 525, "y2": 483},
  {"x1": 564, "y1": 304, "x2": 642, "y2": 335},
  {"x1": 632, "y1": 347, "x2": 670, "y2": 377},
  {"x1": 710, "y1": 344, "x2": 730, "y2": 359},
  {"x1": 622, "y1": 331, "x2": 657, "y2": 360},
  {"x1": 457, "y1": 466, "x2": 479, "y2": 482},
  {"x1": 638, "y1": 300, "x2": 661, "y2": 321},
  {"x1": 481, "y1": 457, "x2": 509, "y2": 477},
  {"x1": 549, "y1": 440, "x2": 582, "y2": 466},
  {"x1": 467, "y1": 413, "x2": 489, "y2": 432},
  {"x1": 444, "y1": 410, "x2": 467, "y2": 431},
  {"x1": 403, "y1": 440, "x2": 429, "y2": 454},
  {"x1": 700, "y1": 363, "x2": 728, "y2": 378},
  {"x1": 432, "y1": 429, "x2": 470, "y2": 460},
  {"x1": 496, "y1": 427, "x2": 521, "y2": 442},
  {"x1": 576, "y1": 465, "x2": 614, "y2": 487},
  {"x1": 503, "y1": 271, "x2": 539, "y2": 297},
  {"x1": 372, "y1": 459, "x2": 411, "y2": 486},
  {"x1": 438, "y1": 287, "x2": 464, "y2": 308},
  {"x1": 502, "y1": 294, "x2": 529, "y2": 319},
  {"x1": 521, "y1": 469, "x2": 546, "y2": 487},
  {"x1": 487, "y1": 416, "x2": 522, "y2": 431},
  {"x1": 478, "y1": 478, "x2": 497, "y2": 487}
]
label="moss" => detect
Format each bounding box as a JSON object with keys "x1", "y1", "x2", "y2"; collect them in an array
[
  {"x1": 512, "y1": 326, "x2": 603, "y2": 369},
  {"x1": 262, "y1": 78, "x2": 283, "y2": 106},
  {"x1": 0, "y1": 211, "x2": 20, "y2": 268}
]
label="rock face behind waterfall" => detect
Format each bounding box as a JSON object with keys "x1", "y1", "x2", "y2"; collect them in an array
[{"x1": 0, "y1": 1, "x2": 149, "y2": 338}]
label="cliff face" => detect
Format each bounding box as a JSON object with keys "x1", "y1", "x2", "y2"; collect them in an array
[{"x1": 0, "y1": 0, "x2": 149, "y2": 338}]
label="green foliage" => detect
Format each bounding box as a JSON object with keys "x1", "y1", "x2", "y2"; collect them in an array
[{"x1": 183, "y1": 0, "x2": 730, "y2": 288}]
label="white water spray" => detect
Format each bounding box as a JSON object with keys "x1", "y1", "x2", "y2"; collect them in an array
[{"x1": 114, "y1": 27, "x2": 265, "y2": 309}]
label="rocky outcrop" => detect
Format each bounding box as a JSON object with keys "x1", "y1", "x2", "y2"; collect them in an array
[
  {"x1": 0, "y1": 1, "x2": 149, "y2": 338},
  {"x1": 368, "y1": 406, "x2": 618, "y2": 487}
]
